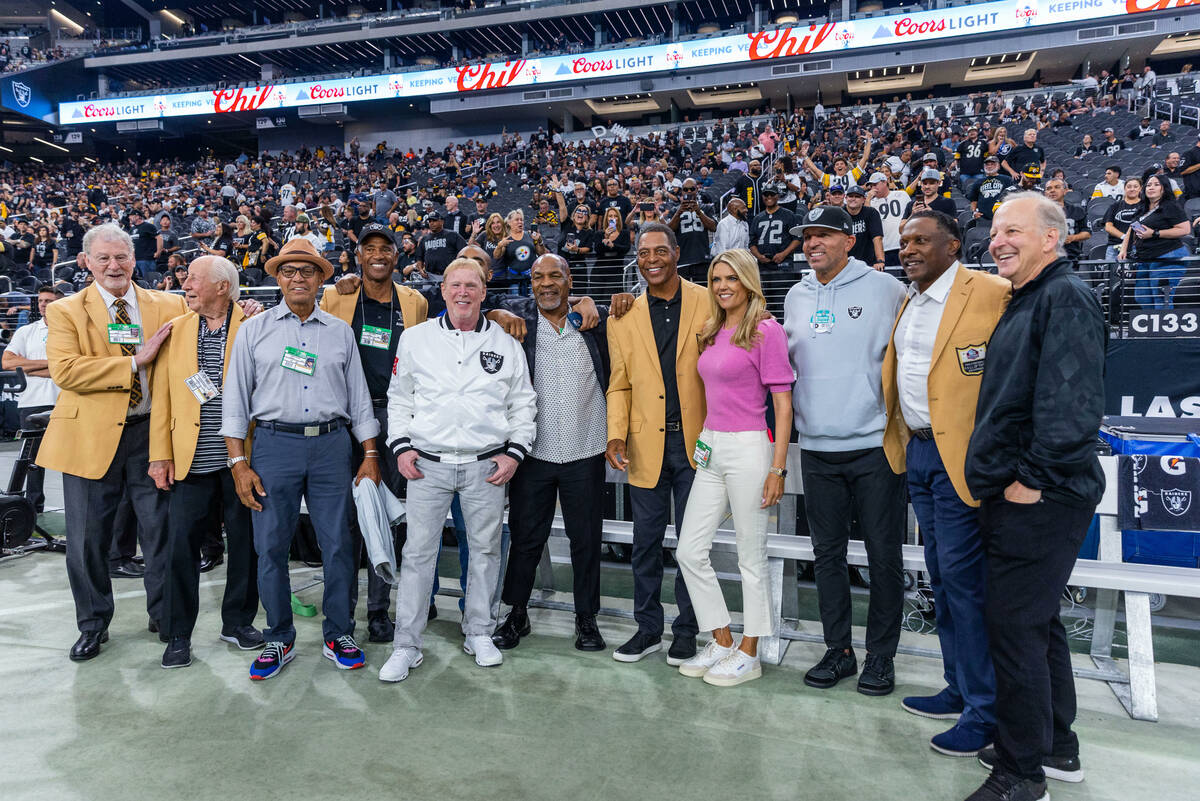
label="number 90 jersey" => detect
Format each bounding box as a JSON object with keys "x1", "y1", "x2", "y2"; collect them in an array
[{"x1": 870, "y1": 189, "x2": 915, "y2": 252}]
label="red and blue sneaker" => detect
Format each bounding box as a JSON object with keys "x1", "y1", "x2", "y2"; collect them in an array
[
  {"x1": 249, "y1": 641, "x2": 294, "y2": 680},
  {"x1": 323, "y1": 635, "x2": 366, "y2": 670}
]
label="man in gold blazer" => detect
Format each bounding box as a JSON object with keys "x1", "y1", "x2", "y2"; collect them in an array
[
  {"x1": 606, "y1": 222, "x2": 705, "y2": 665},
  {"x1": 882, "y1": 210, "x2": 1010, "y2": 758},
  {"x1": 148, "y1": 256, "x2": 262, "y2": 669},
  {"x1": 40, "y1": 223, "x2": 185, "y2": 662},
  {"x1": 320, "y1": 223, "x2": 427, "y2": 642}
]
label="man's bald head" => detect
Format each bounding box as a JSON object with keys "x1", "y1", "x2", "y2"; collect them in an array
[{"x1": 457, "y1": 244, "x2": 493, "y2": 271}]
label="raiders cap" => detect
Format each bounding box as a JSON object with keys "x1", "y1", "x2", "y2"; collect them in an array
[
  {"x1": 358, "y1": 223, "x2": 396, "y2": 246},
  {"x1": 789, "y1": 205, "x2": 854, "y2": 237}
]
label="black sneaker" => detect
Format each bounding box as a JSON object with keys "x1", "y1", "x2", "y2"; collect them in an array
[
  {"x1": 220, "y1": 625, "x2": 265, "y2": 650},
  {"x1": 148, "y1": 618, "x2": 168, "y2": 644},
  {"x1": 161, "y1": 637, "x2": 192, "y2": 669},
  {"x1": 666, "y1": 635, "x2": 697, "y2": 667},
  {"x1": 804, "y1": 647, "x2": 857, "y2": 689},
  {"x1": 857, "y1": 653, "x2": 895, "y2": 696},
  {"x1": 978, "y1": 746, "x2": 1083, "y2": 784},
  {"x1": 964, "y1": 769, "x2": 1048, "y2": 801},
  {"x1": 491, "y1": 605, "x2": 531, "y2": 650},
  {"x1": 367, "y1": 610, "x2": 395, "y2": 643},
  {"x1": 612, "y1": 630, "x2": 663, "y2": 663},
  {"x1": 428, "y1": 604, "x2": 438, "y2": 622}
]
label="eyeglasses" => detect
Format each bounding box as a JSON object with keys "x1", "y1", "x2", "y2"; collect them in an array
[
  {"x1": 277, "y1": 265, "x2": 320, "y2": 279},
  {"x1": 90, "y1": 254, "x2": 132, "y2": 266}
]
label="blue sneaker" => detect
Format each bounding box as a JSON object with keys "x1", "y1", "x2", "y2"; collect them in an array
[
  {"x1": 931, "y1": 723, "x2": 992, "y2": 757},
  {"x1": 901, "y1": 688, "x2": 963, "y2": 720},
  {"x1": 250, "y1": 641, "x2": 294, "y2": 681},
  {"x1": 323, "y1": 635, "x2": 366, "y2": 670}
]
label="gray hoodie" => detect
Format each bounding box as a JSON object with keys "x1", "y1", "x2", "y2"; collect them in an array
[{"x1": 784, "y1": 257, "x2": 906, "y2": 451}]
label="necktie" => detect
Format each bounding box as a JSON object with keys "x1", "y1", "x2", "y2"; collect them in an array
[{"x1": 113, "y1": 298, "x2": 143, "y2": 409}]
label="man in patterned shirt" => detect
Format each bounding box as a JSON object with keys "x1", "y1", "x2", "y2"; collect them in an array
[
  {"x1": 149, "y1": 256, "x2": 262, "y2": 669},
  {"x1": 492, "y1": 254, "x2": 610, "y2": 653}
]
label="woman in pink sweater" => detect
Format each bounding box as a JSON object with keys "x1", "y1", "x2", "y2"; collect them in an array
[{"x1": 674, "y1": 248, "x2": 794, "y2": 686}]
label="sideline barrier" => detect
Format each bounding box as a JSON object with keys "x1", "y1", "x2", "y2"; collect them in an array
[{"x1": 522, "y1": 453, "x2": 1193, "y2": 722}]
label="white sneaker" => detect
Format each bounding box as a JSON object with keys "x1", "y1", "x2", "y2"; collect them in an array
[
  {"x1": 678, "y1": 639, "x2": 736, "y2": 678},
  {"x1": 378, "y1": 646, "x2": 423, "y2": 682},
  {"x1": 464, "y1": 635, "x2": 503, "y2": 667},
  {"x1": 702, "y1": 650, "x2": 762, "y2": 687}
]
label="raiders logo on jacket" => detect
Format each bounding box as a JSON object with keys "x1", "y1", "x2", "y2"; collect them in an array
[{"x1": 386, "y1": 314, "x2": 536, "y2": 464}]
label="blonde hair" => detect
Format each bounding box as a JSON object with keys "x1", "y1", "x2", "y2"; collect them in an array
[
  {"x1": 443, "y1": 257, "x2": 489, "y2": 286},
  {"x1": 504, "y1": 209, "x2": 525, "y2": 237},
  {"x1": 697, "y1": 248, "x2": 768, "y2": 353},
  {"x1": 602, "y1": 207, "x2": 623, "y2": 232},
  {"x1": 484, "y1": 212, "x2": 505, "y2": 237}
]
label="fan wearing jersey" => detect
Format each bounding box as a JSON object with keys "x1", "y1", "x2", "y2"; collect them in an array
[
  {"x1": 867, "y1": 172, "x2": 912, "y2": 269},
  {"x1": 669, "y1": 178, "x2": 717, "y2": 284},
  {"x1": 955, "y1": 126, "x2": 988, "y2": 191},
  {"x1": 749, "y1": 187, "x2": 799, "y2": 314},
  {"x1": 800, "y1": 139, "x2": 872, "y2": 193},
  {"x1": 966, "y1": 157, "x2": 1014, "y2": 228},
  {"x1": 845, "y1": 186, "x2": 885, "y2": 271}
]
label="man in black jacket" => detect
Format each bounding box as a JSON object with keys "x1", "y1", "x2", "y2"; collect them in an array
[
  {"x1": 492, "y1": 254, "x2": 611, "y2": 652},
  {"x1": 963, "y1": 192, "x2": 1107, "y2": 801}
]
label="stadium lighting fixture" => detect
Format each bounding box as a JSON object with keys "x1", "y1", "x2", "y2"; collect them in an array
[
  {"x1": 34, "y1": 137, "x2": 69, "y2": 153},
  {"x1": 29, "y1": 156, "x2": 44, "y2": 163},
  {"x1": 162, "y1": 10, "x2": 187, "y2": 26},
  {"x1": 0, "y1": 145, "x2": 12, "y2": 153},
  {"x1": 50, "y1": 9, "x2": 84, "y2": 34},
  {"x1": 83, "y1": 157, "x2": 97, "y2": 163}
]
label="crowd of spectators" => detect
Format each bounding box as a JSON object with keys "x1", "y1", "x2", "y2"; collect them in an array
[
  {"x1": 0, "y1": 37, "x2": 70, "y2": 75},
  {"x1": 3, "y1": 75, "x2": 1200, "y2": 327}
]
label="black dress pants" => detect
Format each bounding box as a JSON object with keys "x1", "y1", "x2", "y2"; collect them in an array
[
  {"x1": 503, "y1": 454, "x2": 605, "y2": 617},
  {"x1": 980, "y1": 496, "x2": 1092, "y2": 783},
  {"x1": 161, "y1": 468, "x2": 259, "y2": 639},
  {"x1": 63, "y1": 417, "x2": 168, "y2": 632},
  {"x1": 800, "y1": 446, "x2": 907, "y2": 656}
]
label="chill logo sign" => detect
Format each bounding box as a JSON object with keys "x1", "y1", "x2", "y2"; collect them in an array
[{"x1": 59, "y1": 0, "x2": 1178, "y2": 125}]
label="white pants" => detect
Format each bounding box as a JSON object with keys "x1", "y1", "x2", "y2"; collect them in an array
[{"x1": 675, "y1": 428, "x2": 776, "y2": 638}]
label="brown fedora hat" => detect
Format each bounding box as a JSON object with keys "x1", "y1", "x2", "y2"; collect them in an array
[{"x1": 264, "y1": 238, "x2": 334, "y2": 279}]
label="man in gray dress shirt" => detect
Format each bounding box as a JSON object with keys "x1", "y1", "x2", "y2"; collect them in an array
[{"x1": 221, "y1": 238, "x2": 381, "y2": 681}]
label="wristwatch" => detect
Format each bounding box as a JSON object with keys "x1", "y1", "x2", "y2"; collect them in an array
[
  {"x1": 227, "y1": 456, "x2": 247, "y2": 468},
  {"x1": 769, "y1": 466, "x2": 788, "y2": 478}
]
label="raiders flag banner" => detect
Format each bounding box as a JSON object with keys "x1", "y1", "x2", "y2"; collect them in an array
[{"x1": 1118, "y1": 454, "x2": 1200, "y2": 533}]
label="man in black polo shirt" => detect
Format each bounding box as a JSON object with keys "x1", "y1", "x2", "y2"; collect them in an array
[
  {"x1": 319, "y1": 223, "x2": 428, "y2": 642},
  {"x1": 413, "y1": 211, "x2": 467, "y2": 279}
]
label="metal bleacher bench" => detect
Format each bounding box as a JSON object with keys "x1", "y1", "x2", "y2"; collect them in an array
[{"x1": 528, "y1": 451, "x2": 1197, "y2": 723}]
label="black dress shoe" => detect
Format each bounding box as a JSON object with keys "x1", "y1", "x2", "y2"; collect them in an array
[
  {"x1": 199, "y1": 554, "x2": 224, "y2": 573},
  {"x1": 857, "y1": 653, "x2": 895, "y2": 696},
  {"x1": 148, "y1": 619, "x2": 168, "y2": 643},
  {"x1": 161, "y1": 637, "x2": 192, "y2": 669},
  {"x1": 367, "y1": 610, "x2": 395, "y2": 643},
  {"x1": 574, "y1": 615, "x2": 606, "y2": 651},
  {"x1": 428, "y1": 604, "x2": 438, "y2": 622},
  {"x1": 130, "y1": 554, "x2": 145, "y2": 566},
  {"x1": 69, "y1": 629, "x2": 108, "y2": 662},
  {"x1": 491, "y1": 605, "x2": 530, "y2": 650},
  {"x1": 666, "y1": 635, "x2": 697, "y2": 666},
  {"x1": 804, "y1": 647, "x2": 858, "y2": 689},
  {"x1": 109, "y1": 558, "x2": 145, "y2": 579}
]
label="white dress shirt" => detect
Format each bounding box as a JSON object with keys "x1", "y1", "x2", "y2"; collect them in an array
[
  {"x1": 95, "y1": 282, "x2": 151, "y2": 416},
  {"x1": 7, "y1": 318, "x2": 60, "y2": 408},
  {"x1": 894, "y1": 261, "x2": 959, "y2": 431}
]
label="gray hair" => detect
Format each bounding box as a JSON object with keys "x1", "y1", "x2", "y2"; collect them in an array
[
  {"x1": 189, "y1": 255, "x2": 241, "y2": 301},
  {"x1": 996, "y1": 191, "x2": 1067, "y2": 258},
  {"x1": 82, "y1": 223, "x2": 133, "y2": 257}
]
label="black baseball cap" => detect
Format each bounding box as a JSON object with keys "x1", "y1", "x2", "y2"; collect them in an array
[
  {"x1": 790, "y1": 206, "x2": 854, "y2": 237},
  {"x1": 358, "y1": 223, "x2": 395, "y2": 247},
  {"x1": 845, "y1": 185, "x2": 866, "y2": 197},
  {"x1": 424, "y1": 210, "x2": 442, "y2": 221},
  {"x1": 761, "y1": 185, "x2": 779, "y2": 195}
]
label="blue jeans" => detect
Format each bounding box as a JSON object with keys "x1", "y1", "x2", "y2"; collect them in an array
[
  {"x1": 1133, "y1": 245, "x2": 1189, "y2": 309},
  {"x1": 906, "y1": 437, "x2": 996, "y2": 736},
  {"x1": 135, "y1": 259, "x2": 154, "y2": 278},
  {"x1": 959, "y1": 173, "x2": 984, "y2": 192},
  {"x1": 431, "y1": 493, "x2": 510, "y2": 614}
]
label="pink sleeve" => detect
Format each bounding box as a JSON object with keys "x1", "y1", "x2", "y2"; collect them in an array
[{"x1": 756, "y1": 320, "x2": 795, "y2": 393}]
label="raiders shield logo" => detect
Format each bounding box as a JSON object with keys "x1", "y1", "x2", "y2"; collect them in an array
[
  {"x1": 1161, "y1": 488, "x2": 1192, "y2": 517},
  {"x1": 480, "y1": 351, "x2": 504, "y2": 374},
  {"x1": 807, "y1": 209, "x2": 822, "y2": 222},
  {"x1": 847, "y1": 306, "x2": 862, "y2": 319},
  {"x1": 1131, "y1": 454, "x2": 1147, "y2": 477},
  {"x1": 955, "y1": 343, "x2": 987, "y2": 376}
]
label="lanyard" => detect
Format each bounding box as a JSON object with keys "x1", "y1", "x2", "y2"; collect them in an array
[
  {"x1": 196, "y1": 302, "x2": 231, "y2": 389},
  {"x1": 359, "y1": 284, "x2": 396, "y2": 331}
]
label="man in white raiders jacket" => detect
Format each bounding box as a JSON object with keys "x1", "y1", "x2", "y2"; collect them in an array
[{"x1": 381, "y1": 258, "x2": 537, "y2": 682}]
